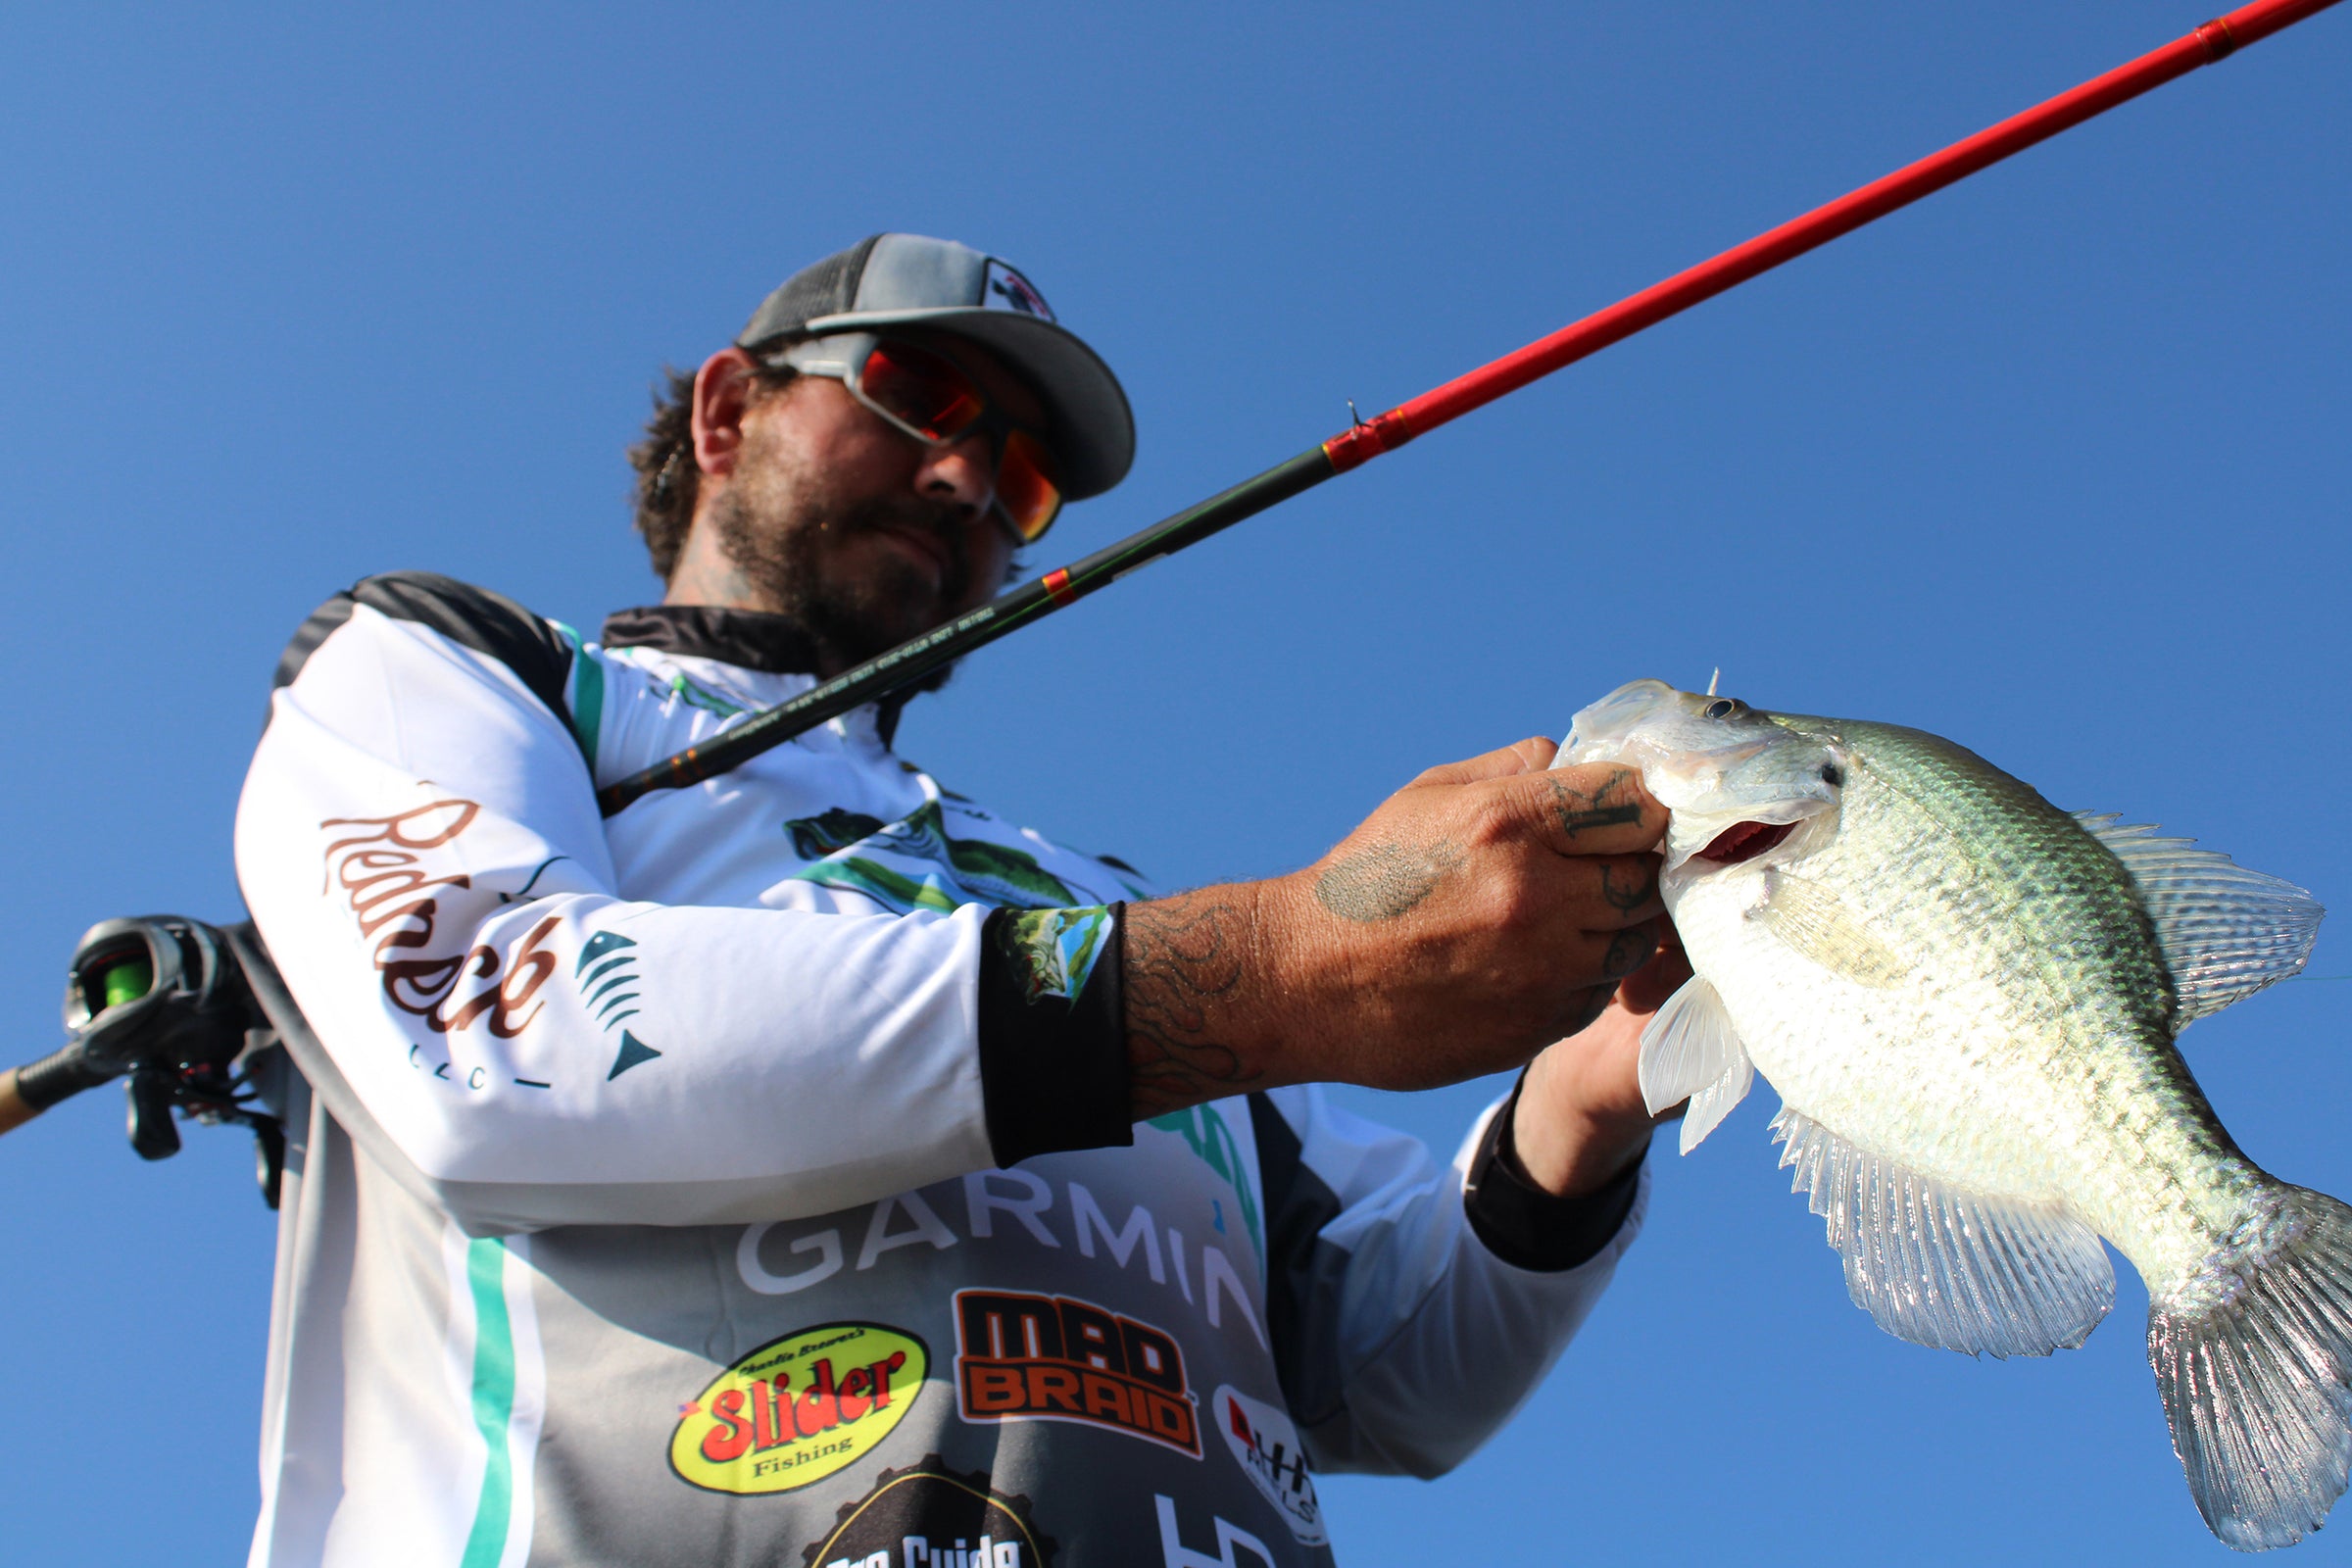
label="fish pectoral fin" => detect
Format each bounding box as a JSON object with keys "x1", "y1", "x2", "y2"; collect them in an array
[
  {"x1": 1770, "y1": 1105, "x2": 2115, "y2": 1359},
  {"x1": 2074, "y1": 812, "x2": 2325, "y2": 1027},
  {"x1": 1638, "y1": 977, "x2": 1754, "y2": 1154},
  {"x1": 1750, "y1": 871, "x2": 1912, "y2": 989}
]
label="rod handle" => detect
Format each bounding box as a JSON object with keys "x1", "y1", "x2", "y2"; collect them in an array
[
  {"x1": 0, "y1": 1067, "x2": 40, "y2": 1136},
  {"x1": 0, "y1": 1046, "x2": 113, "y2": 1137}
]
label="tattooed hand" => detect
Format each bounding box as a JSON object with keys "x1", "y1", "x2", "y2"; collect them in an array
[{"x1": 1122, "y1": 735, "x2": 1669, "y2": 1118}]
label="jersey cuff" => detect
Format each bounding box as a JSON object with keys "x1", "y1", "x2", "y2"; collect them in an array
[
  {"x1": 976, "y1": 905, "x2": 1134, "y2": 1167},
  {"x1": 1462, "y1": 1072, "x2": 1646, "y2": 1272}
]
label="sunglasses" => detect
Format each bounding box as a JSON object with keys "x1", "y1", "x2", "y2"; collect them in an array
[{"x1": 767, "y1": 333, "x2": 1064, "y2": 543}]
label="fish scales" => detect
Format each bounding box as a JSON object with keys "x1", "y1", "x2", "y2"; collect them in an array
[
  {"x1": 1732, "y1": 721, "x2": 2247, "y2": 1283},
  {"x1": 1562, "y1": 678, "x2": 2336, "y2": 1550}
]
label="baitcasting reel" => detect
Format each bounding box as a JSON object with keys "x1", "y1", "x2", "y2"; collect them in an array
[{"x1": 0, "y1": 916, "x2": 286, "y2": 1206}]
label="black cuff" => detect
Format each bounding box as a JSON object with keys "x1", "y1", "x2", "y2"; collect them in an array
[
  {"x1": 1462, "y1": 1073, "x2": 1646, "y2": 1272},
  {"x1": 976, "y1": 904, "x2": 1135, "y2": 1167}
]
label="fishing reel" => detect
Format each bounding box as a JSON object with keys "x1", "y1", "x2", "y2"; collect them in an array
[{"x1": 2, "y1": 915, "x2": 286, "y2": 1206}]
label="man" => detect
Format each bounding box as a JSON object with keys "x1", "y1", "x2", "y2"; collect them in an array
[{"x1": 236, "y1": 233, "x2": 1682, "y2": 1567}]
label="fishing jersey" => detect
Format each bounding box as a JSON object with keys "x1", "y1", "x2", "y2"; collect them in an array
[{"x1": 232, "y1": 572, "x2": 1649, "y2": 1568}]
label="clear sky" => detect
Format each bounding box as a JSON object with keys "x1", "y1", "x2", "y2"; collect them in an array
[{"x1": 1, "y1": 3, "x2": 2346, "y2": 1563}]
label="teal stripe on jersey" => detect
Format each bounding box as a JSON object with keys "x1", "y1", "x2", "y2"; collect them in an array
[
  {"x1": 548, "y1": 621, "x2": 605, "y2": 771},
  {"x1": 460, "y1": 1239, "x2": 516, "y2": 1568}
]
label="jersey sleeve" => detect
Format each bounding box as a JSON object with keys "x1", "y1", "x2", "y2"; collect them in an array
[
  {"x1": 235, "y1": 574, "x2": 1129, "y2": 1236},
  {"x1": 1250, "y1": 1082, "x2": 1648, "y2": 1478}
]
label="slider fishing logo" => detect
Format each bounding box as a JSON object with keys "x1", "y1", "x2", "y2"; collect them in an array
[
  {"x1": 670, "y1": 1322, "x2": 927, "y2": 1495},
  {"x1": 954, "y1": 1290, "x2": 1199, "y2": 1456}
]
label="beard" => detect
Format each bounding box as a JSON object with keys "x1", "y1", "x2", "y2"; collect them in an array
[{"x1": 708, "y1": 437, "x2": 979, "y2": 687}]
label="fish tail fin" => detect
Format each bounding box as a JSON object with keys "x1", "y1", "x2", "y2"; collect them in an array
[{"x1": 2149, "y1": 1185, "x2": 2352, "y2": 1551}]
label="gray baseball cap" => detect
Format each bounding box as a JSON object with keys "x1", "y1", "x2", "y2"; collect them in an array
[{"x1": 737, "y1": 233, "x2": 1135, "y2": 501}]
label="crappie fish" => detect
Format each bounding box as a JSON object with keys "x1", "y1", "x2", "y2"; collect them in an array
[{"x1": 1562, "y1": 678, "x2": 2335, "y2": 1550}]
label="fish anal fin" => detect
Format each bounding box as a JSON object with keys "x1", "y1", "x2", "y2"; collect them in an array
[
  {"x1": 2073, "y1": 812, "x2": 2325, "y2": 1025},
  {"x1": 1769, "y1": 1105, "x2": 2114, "y2": 1358},
  {"x1": 1752, "y1": 870, "x2": 1911, "y2": 990},
  {"x1": 1638, "y1": 977, "x2": 1754, "y2": 1154}
]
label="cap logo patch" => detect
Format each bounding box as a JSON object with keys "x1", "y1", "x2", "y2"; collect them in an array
[{"x1": 983, "y1": 261, "x2": 1055, "y2": 322}]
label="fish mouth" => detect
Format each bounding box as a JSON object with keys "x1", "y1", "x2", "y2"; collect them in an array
[{"x1": 1696, "y1": 819, "x2": 1795, "y2": 864}]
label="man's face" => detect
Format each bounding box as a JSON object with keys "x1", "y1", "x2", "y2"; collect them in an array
[{"x1": 702, "y1": 336, "x2": 1044, "y2": 675}]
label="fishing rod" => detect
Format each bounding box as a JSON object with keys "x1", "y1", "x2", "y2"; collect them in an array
[
  {"x1": 1, "y1": 0, "x2": 2336, "y2": 1169},
  {"x1": 598, "y1": 0, "x2": 2340, "y2": 816}
]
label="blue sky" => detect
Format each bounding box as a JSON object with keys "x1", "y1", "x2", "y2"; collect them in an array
[{"x1": 1, "y1": 3, "x2": 2345, "y2": 1562}]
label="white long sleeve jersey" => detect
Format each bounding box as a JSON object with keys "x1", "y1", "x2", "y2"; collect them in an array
[{"x1": 233, "y1": 573, "x2": 1647, "y2": 1568}]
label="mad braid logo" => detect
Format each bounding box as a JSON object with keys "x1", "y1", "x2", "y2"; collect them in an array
[{"x1": 953, "y1": 1290, "x2": 1199, "y2": 1456}]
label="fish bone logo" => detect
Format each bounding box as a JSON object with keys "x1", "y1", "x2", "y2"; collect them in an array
[
  {"x1": 954, "y1": 1289, "x2": 1199, "y2": 1455},
  {"x1": 670, "y1": 1322, "x2": 927, "y2": 1494},
  {"x1": 574, "y1": 930, "x2": 660, "y2": 1080},
  {"x1": 1211, "y1": 1385, "x2": 1325, "y2": 1546}
]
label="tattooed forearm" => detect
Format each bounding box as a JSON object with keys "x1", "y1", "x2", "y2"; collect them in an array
[
  {"x1": 1312, "y1": 840, "x2": 1463, "y2": 923},
  {"x1": 1124, "y1": 891, "x2": 1263, "y2": 1119}
]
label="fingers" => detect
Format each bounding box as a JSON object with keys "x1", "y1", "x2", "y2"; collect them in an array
[
  {"x1": 1617, "y1": 935, "x2": 1694, "y2": 1014},
  {"x1": 1558, "y1": 982, "x2": 1615, "y2": 1038},
  {"x1": 1501, "y1": 922, "x2": 1662, "y2": 1047},
  {"x1": 1410, "y1": 735, "x2": 1559, "y2": 789},
  {"x1": 1487, "y1": 762, "x2": 1667, "y2": 857},
  {"x1": 1552, "y1": 916, "x2": 1661, "y2": 988},
  {"x1": 1511, "y1": 852, "x2": 1664, "y2": 934}
]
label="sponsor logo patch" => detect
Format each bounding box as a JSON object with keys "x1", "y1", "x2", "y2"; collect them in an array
[
  {"x1": 1211, "y1": 1385, "x2": 1325, "y2": 1546},
  {"x1": 998, "y1": 906, "x2": 1112, "y2": 1004},
  {"x1": 801, "y1": 1455, "x2": 1055, "y2": 1568},
  {"x1": 786, "y1": 802, "x2": 1082, "y2": 915},
  {"x1": 954, "y1": 1289, "x2": 1200, "y2": 1456},
  {"x1": 670, "y1": 1322, "x2": 927, "y2": 1494},
  {"x1": 982, "y1": 260, "x2": 1055, "y2": 322},
  {"x1": 1152, "y1": 1494, "x2": 1280, "y2": 1568}
]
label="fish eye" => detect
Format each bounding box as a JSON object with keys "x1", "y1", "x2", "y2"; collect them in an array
[
  {"x1": 1820, "y1": 762, "x2": 1844, "y2": 787},
  {"x1": 1703, "y1": 698, "x2": 1745, "y2": 719}
]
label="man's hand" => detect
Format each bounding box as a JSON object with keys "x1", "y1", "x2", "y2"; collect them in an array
[
  {"x1": 1509, "y1": 933, "x2": 1693, "y2": 1198},
  {"x1": 1122, "y1": 736, "x2": 1669, "y2": 1117}
]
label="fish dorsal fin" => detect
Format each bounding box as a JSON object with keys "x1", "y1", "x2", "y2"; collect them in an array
[
  {"x1": 1754, "y1": 871, "x2": 1912, "y2": 989},
  {"x1": 2073, "y1": 812, "x2": 2325, "y2": 1026},
  {"x1": 1639, "y1": 977, "x2": 1754, "y2": 1155},
  {"x1": 1770, "y1": 1105, "x2": 2114, "y2": 1358}
]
